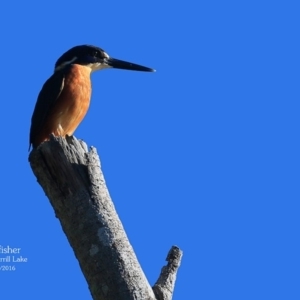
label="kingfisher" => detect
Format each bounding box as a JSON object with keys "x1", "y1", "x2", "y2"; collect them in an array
[{"x1": 29, "y1": 44, "x2": 154, "y2": 149}]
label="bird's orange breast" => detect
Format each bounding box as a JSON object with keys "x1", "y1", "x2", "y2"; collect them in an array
[
  {"x1": 52, "y1": 65, "x2": 92, "y2": 136},
  {"x1": 35, "y1": 64, "x2": 92, "y2": 146}
]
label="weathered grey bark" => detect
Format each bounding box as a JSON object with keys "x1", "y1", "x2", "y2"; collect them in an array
[
  {"x1": 153, "y1": 246, "x2": 183, "y2": 300},
  {"x1": 29, "y1": 135, "x2": 182, "y2": 300}
]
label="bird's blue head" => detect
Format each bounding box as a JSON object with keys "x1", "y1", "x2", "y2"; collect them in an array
[{"x1": 54, "y1": 45, "x2": 155, "y2": 73}]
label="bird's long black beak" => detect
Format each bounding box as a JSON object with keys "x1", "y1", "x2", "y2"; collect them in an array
[{"x1": 105, "y1": 57, "x2": 155, "y2": 72}]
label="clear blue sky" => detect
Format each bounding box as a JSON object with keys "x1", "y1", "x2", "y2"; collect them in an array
[{"x1": 1, "y1": 1, "x2": 299, "y2": 299}]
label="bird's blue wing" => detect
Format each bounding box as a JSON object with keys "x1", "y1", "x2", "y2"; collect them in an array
[{"x1": 29, "y1": 71, "x2": 65, "y2": 149}]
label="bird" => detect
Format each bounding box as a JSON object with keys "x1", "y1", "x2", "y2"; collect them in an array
[{"x1": 29, "y1": 44, "x2": 155, "y2": 149}]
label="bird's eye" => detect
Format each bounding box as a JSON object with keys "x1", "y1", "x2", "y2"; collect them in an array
[{"x1": 94, "y1": 51, "x2": 98, "y2": 57}]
